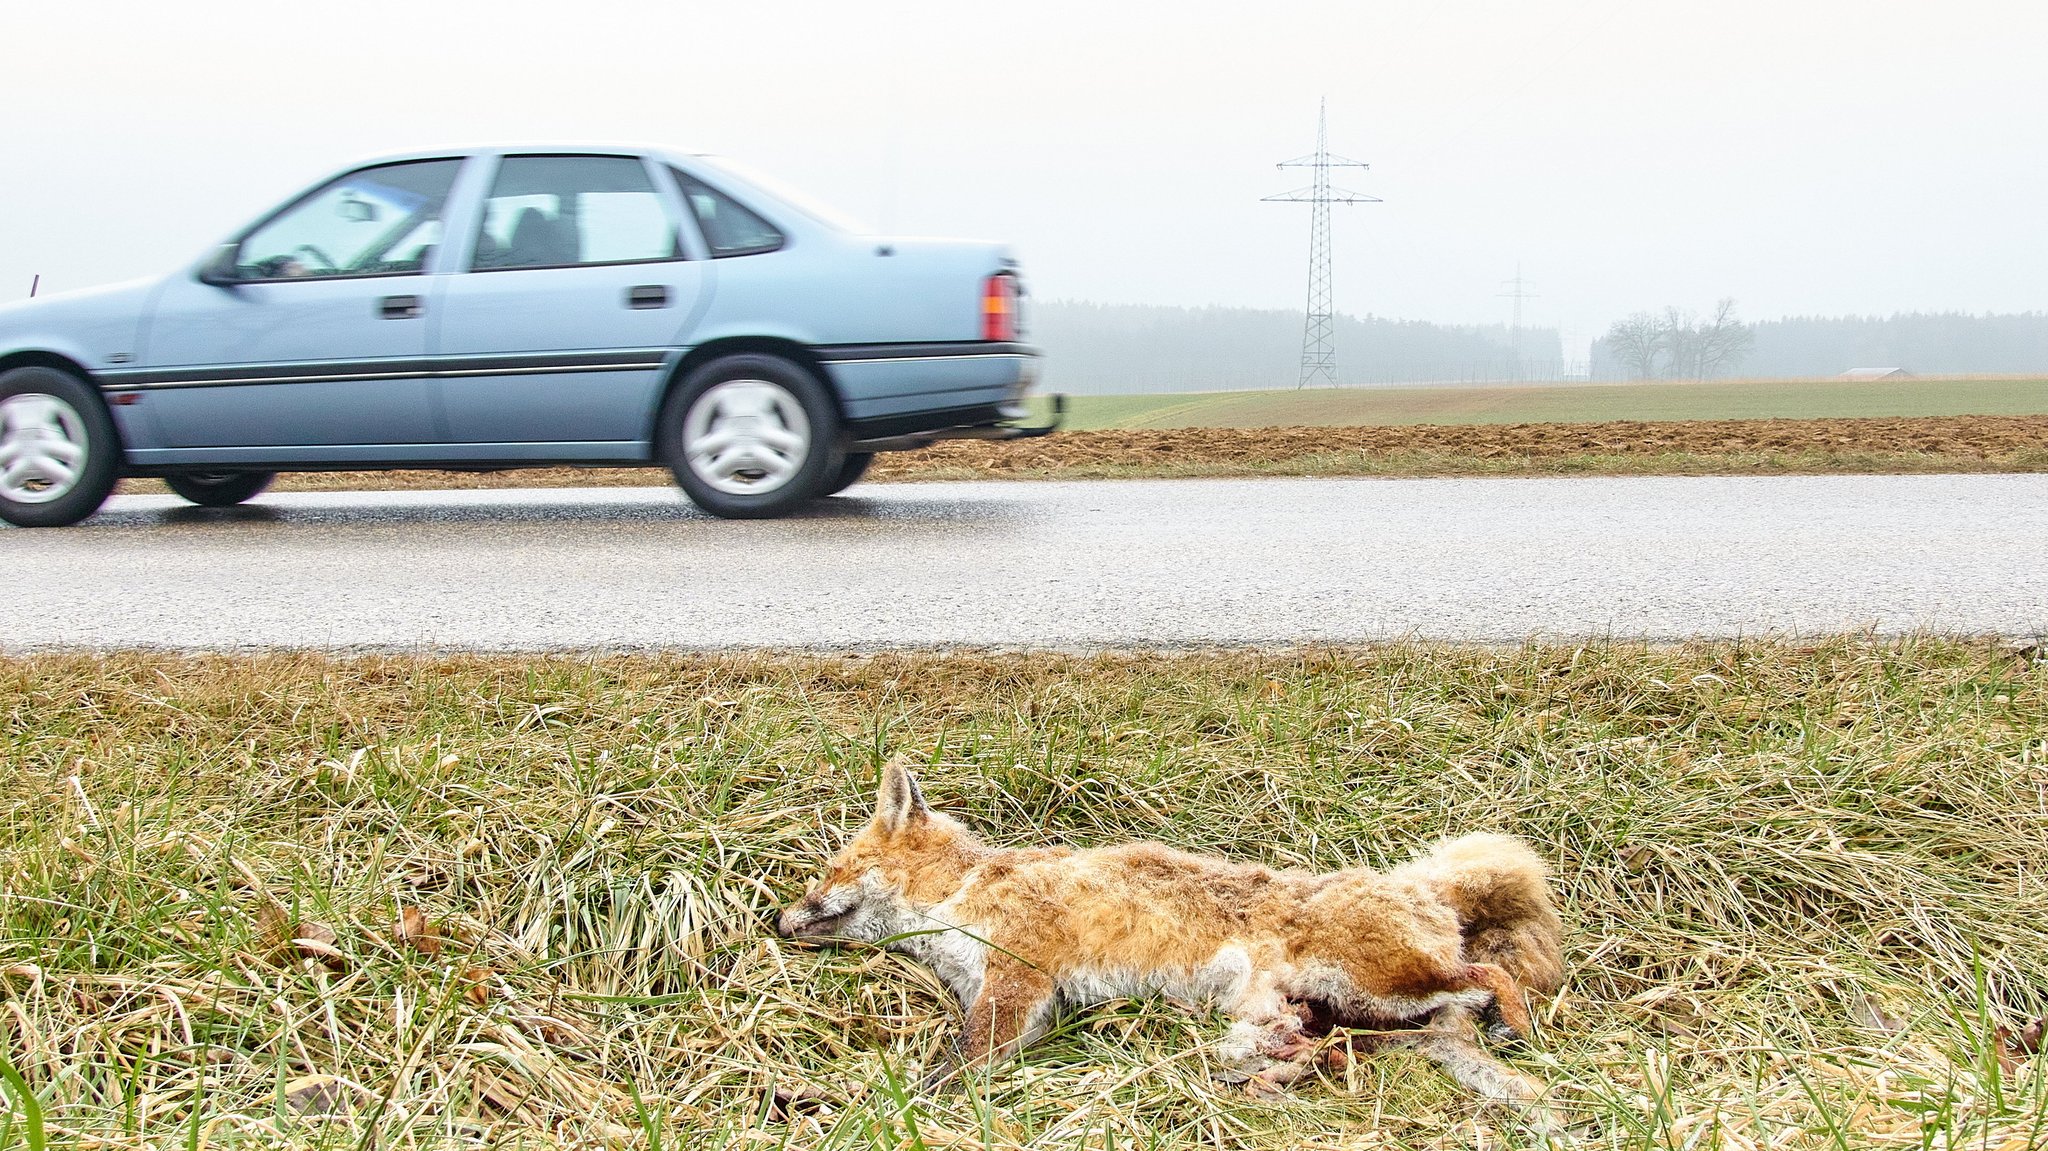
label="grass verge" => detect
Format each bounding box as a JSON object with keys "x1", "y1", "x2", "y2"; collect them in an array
[
  {"x1": 122, "y1": 415, "x2": 2048, "y2": 496},
  {"x1": 2, "y1": 642, "x2": 2045, "y2": 1148}
]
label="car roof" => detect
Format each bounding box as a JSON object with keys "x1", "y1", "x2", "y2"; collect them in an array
[
  {"x1": 345, "y1": 142, "x2": 706, "y2": 168},
  {"x1": 323, "y1": 142, "x2": 868, "y2": 236}
]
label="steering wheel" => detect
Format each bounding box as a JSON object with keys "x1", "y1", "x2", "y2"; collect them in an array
[{"x1": 292, "y1": 244, "x2": 338, "y2": 272}]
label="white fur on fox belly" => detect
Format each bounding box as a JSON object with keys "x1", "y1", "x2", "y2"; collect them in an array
[
  {"x1": 889, "y1": 894, "x2": 1259, "y2": 1014},
  {"x1": 1060, "y1": 949, "x2": 1488, "y2": 1023},
  {"x1": 1058, "y1": 944, "x2": 1255, "y2": 1008}
]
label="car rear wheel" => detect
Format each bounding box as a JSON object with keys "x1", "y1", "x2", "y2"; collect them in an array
[
  {"x1": 0, "y1": 366, "x2": 121, "y2": 528},
  {"x1": 163, "y1": 470, "x2": 276, "y2": 507},
  {"x1": 658, "y1": 354, "x2": 843, "y2": 518},
  {"x1": 821, "y1": 452, "x2": 874, "y2": 496}
]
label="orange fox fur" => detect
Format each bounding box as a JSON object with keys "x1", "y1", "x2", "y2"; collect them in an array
[{"x1": 778, "y1": 760, "x2": 1567, "y2": 1131}]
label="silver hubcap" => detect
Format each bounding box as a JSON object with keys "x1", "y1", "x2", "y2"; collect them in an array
[
  {"x1": 0, "y1": 393, "x2": 90, "y2": 505},
  {"x1": 682, "y1": 379, "x2": 812, "y2": 496}
]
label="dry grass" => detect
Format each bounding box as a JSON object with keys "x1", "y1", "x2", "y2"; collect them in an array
[
  {"x1": 116, "y1": 415, "x2": 2048, "y2": 496},
  {"x1": 2, "y1": 642, "x2": 2045, "y2": 1148}
]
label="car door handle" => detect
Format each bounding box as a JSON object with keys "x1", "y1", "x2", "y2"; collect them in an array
[
  {"x1": 379, "y1": 294, "x2": 424, "y2": 319},
  {"x1": 626, "y1": 285, "x2": 670, "y2": 309}
]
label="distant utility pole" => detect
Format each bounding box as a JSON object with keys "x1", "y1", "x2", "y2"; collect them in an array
[
  {"x1": 1497, "y1": 264, "x2": 1538, "y2": 381},
  {"x1": 1264, "y1": 99, "x2": 1378, "y2": 388}
]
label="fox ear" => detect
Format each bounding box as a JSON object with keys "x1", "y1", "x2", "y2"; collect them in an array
[{"x1": 874, "y1": 756, "x2": 930, "y2": 833}]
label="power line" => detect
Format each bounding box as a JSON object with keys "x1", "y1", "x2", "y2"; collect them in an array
[
  {"x1": 1264, "y1": 98, "x2": 1378, "y2": 388},
  {"x1": 1497, "y1": 264, "x2": 1539, "y2": 381}
]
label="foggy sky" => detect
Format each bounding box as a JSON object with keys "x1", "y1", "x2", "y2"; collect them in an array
[{"x1": 4, "y1": 0, "x2": 2044, "y2": 352}]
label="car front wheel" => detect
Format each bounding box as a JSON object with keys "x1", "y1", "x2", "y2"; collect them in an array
[
  {"x1": 0, "y1": 366, "x2": 121, "y2": 528},
  {"x1": 163, "y1": 470, "x2": 276, "y2": 507},
  {"x1": 658, "y1": 354, "x2": 843, "y2": 518}
]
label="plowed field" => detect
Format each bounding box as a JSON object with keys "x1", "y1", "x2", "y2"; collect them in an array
[
  {"x1": 873, "y1": 414, "x2": 2048, "y2": 476},
  {"x1": 192, "y1": 413, "x2": 2048, "y2": 493}
]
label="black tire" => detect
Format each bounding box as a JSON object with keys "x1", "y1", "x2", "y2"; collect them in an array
[
  {"x1": 0, "y1": 365, "x2": 121, "y2": 528},
  {"x1": 657, "y1": 353, "x2": 844, "y2": 519},
  {"x1": 163, "y1": 470, "x2": 276, "y2": 507},
  {"x1": 821, "y1": 452, "x2": 874, "y2": 496}
]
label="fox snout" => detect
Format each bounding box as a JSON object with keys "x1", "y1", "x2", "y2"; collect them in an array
[
  {"x1": 777, "y1": 888, "x2": 853, "y2": 939},
  {"x1": 776, "y1": 899, "x2": 825, "y2": 938}
]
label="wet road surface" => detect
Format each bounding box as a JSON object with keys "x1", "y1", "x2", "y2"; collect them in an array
[{"x1": 4, "y1": 475, "x2": 2045, "y2": 650}]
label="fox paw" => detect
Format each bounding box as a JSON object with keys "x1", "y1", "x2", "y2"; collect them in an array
[
  {"x1": 1212, "y1": 1056, "x2": 1301, "y2": 1088},
  {"x1": 1244, "y1": 1060, "x2": 1311, "y2": 1096},
  {"x1": 1480, "y1": 1004, "x2": 1531, "y2": 1047},
  {"x1": 1264, "y1": 1033, "x2": 1316, "y2": 1063}
]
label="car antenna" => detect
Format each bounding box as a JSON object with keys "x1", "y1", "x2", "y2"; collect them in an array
[{"x1": 27, "y1": 274, "x2": 37, "y2": 298}]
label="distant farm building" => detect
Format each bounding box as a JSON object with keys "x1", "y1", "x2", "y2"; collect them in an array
[{"x1": 1840, "y1": 367, "x2": 1914, "y2": 380}]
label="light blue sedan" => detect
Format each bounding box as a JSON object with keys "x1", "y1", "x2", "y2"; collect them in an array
[{"x1": 0, "y1": 144, "x2": 1050, "y2": 526}]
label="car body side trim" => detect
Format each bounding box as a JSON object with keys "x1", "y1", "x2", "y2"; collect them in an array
[
  {"x1": 820, "y1": 353, "x2": 1031, "y2": 367},
  {"x1": 96, "y1": 342, "x2": 1041, "y2": 391},
  {"x1": 98, "y1": 349, "x2": 673, "y2": 391},
  {"x1": 124, "y1": 440, "x2": 652, "y2": 467},
  {"x1": 815, "y1": 341, "x2": 1039, "y2": 362}
]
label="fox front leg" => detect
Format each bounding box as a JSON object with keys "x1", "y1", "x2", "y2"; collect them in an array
[{"x1": 922, "y1": 961, "x2": 1056, "y2": 1092}]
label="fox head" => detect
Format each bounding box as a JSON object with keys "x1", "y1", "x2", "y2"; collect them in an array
[{"x1": 777, "y1": 759, "x2": 987, "y2": 943}]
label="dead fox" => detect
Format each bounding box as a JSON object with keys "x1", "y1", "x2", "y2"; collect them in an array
[{"x1": 778, "y1": 760, "x2": 1567, "y2": 1131}]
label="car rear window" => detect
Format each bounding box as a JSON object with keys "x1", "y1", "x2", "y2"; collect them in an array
[{"x1": 670, "y1": 169, "x2": 785, "y2": 258}]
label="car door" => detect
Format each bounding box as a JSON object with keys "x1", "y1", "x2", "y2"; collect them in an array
[
  {"x1": 139, "y1": 157, "x2": 467, "y2": 451},
  {"x1": 432, "y1": 154, "x2": 707, "y2": 451}
]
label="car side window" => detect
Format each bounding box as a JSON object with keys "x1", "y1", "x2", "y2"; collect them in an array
[
  {"x1": 471, "y1": 155, "x2": 683, "y2": 271},
  {"x1": 670, "y1": 169, "x2": 785, "y2": 257},
  {"x1": 235, "y1": 159, "x2": 462, "y2": 281}
]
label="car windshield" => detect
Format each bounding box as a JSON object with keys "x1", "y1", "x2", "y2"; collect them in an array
[{"x1": 688, "y1": 156, "x2": 873, "y2": 235}]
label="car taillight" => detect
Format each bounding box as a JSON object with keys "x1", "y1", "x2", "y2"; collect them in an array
[{"x1": 981, "y1": 273, "x2": 1018, "y2": 342}]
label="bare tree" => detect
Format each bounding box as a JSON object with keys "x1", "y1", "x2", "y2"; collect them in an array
[
  {"x1": 1693, "y1": 297, "x2": 1755, "y2": 379},
  {"x1": 1660, "y1": 306, "x2": 1700, "y2": 378},
  {"x1": 1605, "y1": 312, "x2": 1663, "y2": 379},
  {"x1": 1603, "y1": 300, "x2": 1755, "y2": 380}
]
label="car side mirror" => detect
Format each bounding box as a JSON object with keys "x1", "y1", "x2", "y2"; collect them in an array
[
  {"x1": 197, "y1": 243, "x2": 241, "y2": 287},
  {"x1": 338, "y1": 195, "x2": 380, "y2": 223}
]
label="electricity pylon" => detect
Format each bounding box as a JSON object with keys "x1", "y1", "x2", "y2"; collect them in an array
[
  {"x1": 1497, "y1": 265, "x2": 1538, "y2": 381},
  {"x1": 1264, "y1": 98, "x2": 1378, "y2": 388}
]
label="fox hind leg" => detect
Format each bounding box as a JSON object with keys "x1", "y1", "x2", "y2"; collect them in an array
[
  {"x1": 1402, "y1": 1010, "x2": 1566, "y2": 1138},
  {"x1": 1464, "y1": 962, "x2": 1535, "y2": 1038},
  {"x1": 1214, "y1": 982, "x2": 1318, "y2": 1092}
]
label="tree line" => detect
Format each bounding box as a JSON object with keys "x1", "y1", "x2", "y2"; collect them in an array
[
  {"x1": 1594, "y1": 307, "x2": 2048, "y2": 380},
  {"x1": 1028, "y1": 300, "x2": 2048, "y2": 394},
  {"x1": 1032, "y1": 301, "x2": 1564, "y2": 394}
]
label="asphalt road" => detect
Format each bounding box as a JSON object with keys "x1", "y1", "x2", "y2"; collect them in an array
[{"x1": 4, "y1": 475, "x2": 2045, "y2": 651}]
